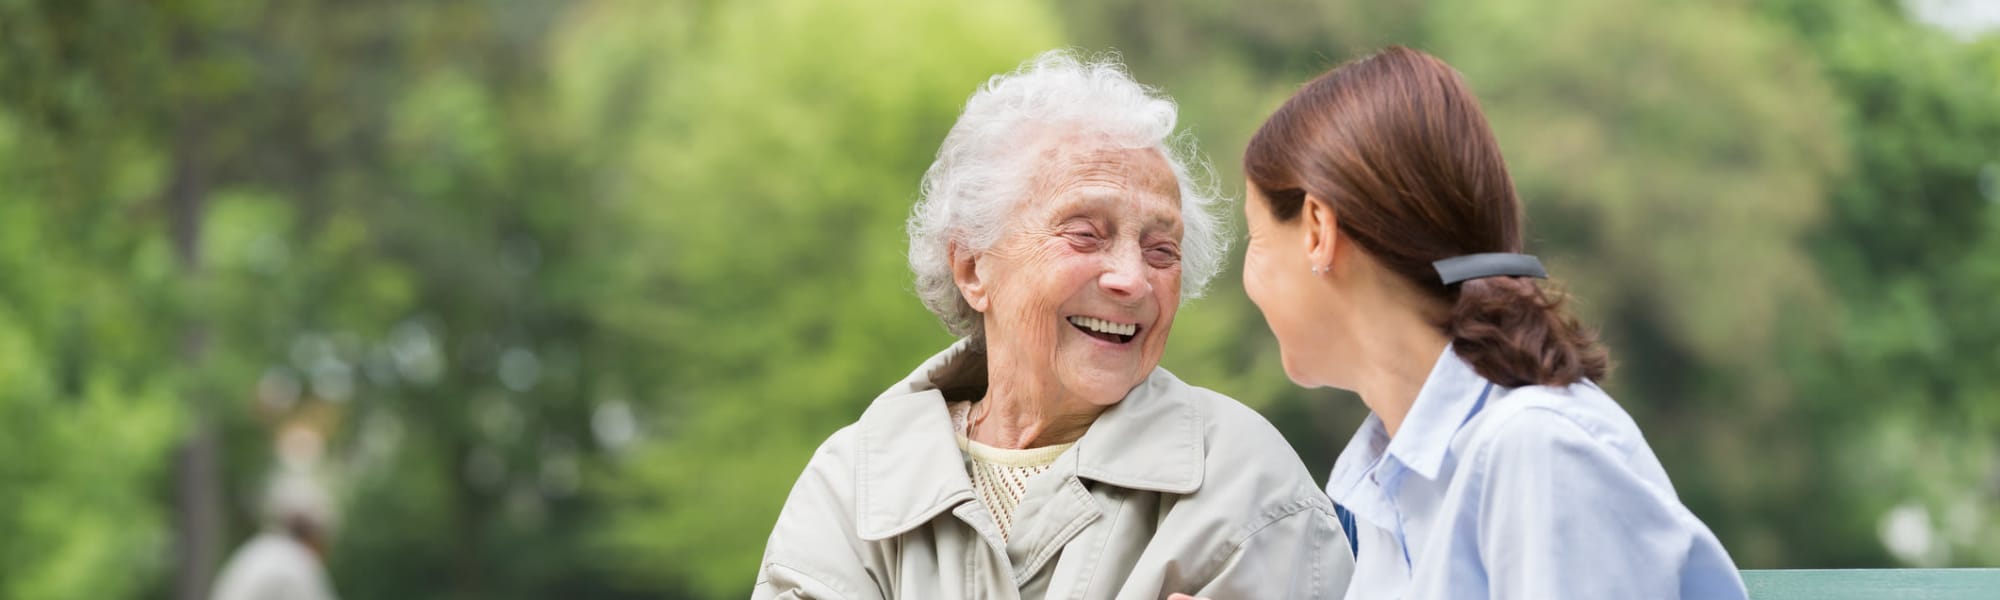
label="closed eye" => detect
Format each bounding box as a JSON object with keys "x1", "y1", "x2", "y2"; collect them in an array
[{"x1": 1062, "y1": 227, "x2": 1104, "y2": 249}]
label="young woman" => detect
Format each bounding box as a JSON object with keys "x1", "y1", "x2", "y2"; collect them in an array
[{"x1": 1191, "y1": 46, "x2": 1747, "y2": 599}]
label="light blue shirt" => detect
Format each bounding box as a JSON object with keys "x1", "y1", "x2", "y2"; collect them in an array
[{"x1": 1325, "y1": 346, "x2": 1747, "y2": 599}]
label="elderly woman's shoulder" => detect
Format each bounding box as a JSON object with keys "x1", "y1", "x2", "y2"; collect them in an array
[
  {"x1": 1149, "y1": 376, "x2": 1332, "y2": 541},
  {"x1": 789, "y1": 423, "x2": 865, "y2": 490},
  {"x1": 1148, "y1": 371, "x2": 1320, "y2": 493},
  {"x1": 1183, "y1": 386, "x2": 1307, "y2": 461}
]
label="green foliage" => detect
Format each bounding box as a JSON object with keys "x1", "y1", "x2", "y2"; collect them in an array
[
  {"x1": 0, "y1": 3, "x2": 192, "y2": 591},
  {"x1": 1762, "y1": 0, "x2": 2000, "y2": 567},
  {"x1": 0, "y1": 110, "x2": 182, "y2": 599}
]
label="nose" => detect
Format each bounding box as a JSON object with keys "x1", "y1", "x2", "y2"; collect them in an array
[{"x1": 1099, "y1": 244, "x2": 1152, "y2": 300}]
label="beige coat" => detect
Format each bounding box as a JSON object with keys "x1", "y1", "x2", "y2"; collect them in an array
[{"x1": 752, "y1": 341, "x2": 1353, "y2": 599}]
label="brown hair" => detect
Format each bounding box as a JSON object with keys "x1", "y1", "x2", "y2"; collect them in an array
[{"x1": 1244, "y1": 46, "x2": 1608, "y2": 387}]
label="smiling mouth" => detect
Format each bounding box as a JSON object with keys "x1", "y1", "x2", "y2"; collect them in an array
[{"x1": 1068, "y1": 316, "x2": 1139, "y2": 344}]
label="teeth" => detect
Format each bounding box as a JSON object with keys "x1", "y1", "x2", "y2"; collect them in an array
[{"x1": 1068, "y1": 316, "x2": 1137, "y2": 337}]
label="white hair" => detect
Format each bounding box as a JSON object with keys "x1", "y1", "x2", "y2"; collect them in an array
[{"x1": 908, "y1": 49, "x2": 1227, "y2": 340}]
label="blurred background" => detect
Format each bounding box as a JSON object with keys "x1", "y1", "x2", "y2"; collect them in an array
[{"x1": 2, "y1": 0, "x2": 1998, "y2": 598}]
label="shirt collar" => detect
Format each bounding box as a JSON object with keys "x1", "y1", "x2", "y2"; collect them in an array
[
  {"x1": 1324, "y1": 345, "x2": 1492, "y2": 528},
  {"x1": 854, "y1": 338, "x2": 1206, "y2": 540},
  {"x1": 1383, "y1": 346, "x2": 1492, "y2": 481}
]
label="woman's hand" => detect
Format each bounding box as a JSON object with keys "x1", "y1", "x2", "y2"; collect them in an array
[{"x1": 1167, "y1": 594, "x2": 1210, "y2": 600}]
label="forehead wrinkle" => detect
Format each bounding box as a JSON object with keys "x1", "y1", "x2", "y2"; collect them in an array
[
  {"x1": 1046, "y1": 186, "x2": 1184, "y2": 234},
  {"x1": 1023, "y1": 141, "x2": 1183, "y2": 228}
]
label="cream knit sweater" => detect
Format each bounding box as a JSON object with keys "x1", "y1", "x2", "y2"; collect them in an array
[{"x1": 948, "y1": 401, "x2": 1075, "y2": 541}]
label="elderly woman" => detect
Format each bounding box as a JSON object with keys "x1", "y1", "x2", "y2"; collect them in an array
[{"x1": 751, "y1": 50, "x2": 1352, "y2": 599}]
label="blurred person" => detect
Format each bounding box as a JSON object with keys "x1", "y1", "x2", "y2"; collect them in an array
[
  {"x1": 751, "y1": 49, "x2": 1353, "y2": 599},
  {"x1": 1180, "y1": 46, "x2": 1747, "y2": 600},
  {"x1": 208, "y1": 468, "x2": 339, "y2": 600}
]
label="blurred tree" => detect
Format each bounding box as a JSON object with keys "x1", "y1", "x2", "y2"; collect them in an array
[
  {"x1": 192, "y1": 2, "x2": 638, "y2": 598},
  {"x1": 0, "y1": 1, "x2": 238, "y2": 597},
  {"x1": 0, "y1": 108, "x2": 184, "y2": 600},
  {"x1": 1762, "y1": 0, "x2": 2000, "y2": 567},
  {"x1": 3, "y1": 1, "x2": 627, "y2": 598}
]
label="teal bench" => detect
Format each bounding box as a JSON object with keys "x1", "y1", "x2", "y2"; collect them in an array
[{"x1": 1742, "y1": 569, "x2": 2000, "y2": 599}]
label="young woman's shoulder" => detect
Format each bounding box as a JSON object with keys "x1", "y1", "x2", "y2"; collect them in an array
[{"x1": 1457, "y1": 381, "x2": 1676, "y2": 496}]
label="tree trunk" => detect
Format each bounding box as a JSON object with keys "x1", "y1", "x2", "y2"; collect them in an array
[{"x1": 167, "y1": 102, "x2": 224, "y2": 600}]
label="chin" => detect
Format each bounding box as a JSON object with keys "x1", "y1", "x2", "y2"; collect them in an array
[
  {"x1": 1087, "y1": 387, "x2": 1135, "y2": 407},
  {"x1": 1063, "y1": 371, "x2": 1148, "y2": 407},
  {"x1": 1279, "y1": 352, "x2": 1317, "y2": 388},
  {"x1": 1094, "y1": 379, "x2": 1147, "y2": 405}
]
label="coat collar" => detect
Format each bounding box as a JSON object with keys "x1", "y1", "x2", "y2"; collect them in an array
[{"x1": 854, "y1": 338, "x2": 1207, "y2": 541}]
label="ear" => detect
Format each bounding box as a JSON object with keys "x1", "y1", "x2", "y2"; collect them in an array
[
  {"x1": 1301, "y1": 194, "x2": 1341, "y2": 273},
  {"x1": 950, "y1": 243, "x2": 991, "y2": 313}
]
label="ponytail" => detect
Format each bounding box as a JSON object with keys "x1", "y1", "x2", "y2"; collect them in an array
[{"x1": 1446, "y1": 275, "x2": 1608, "y2": 387}]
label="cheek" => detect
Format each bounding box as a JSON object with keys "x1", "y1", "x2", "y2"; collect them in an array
[
  {"x1": 1149, "y1": 286, "x2": 1180, "y2": 345},
  {"x1": 1147, "y1": 262, "x2": 1180, "y2": 321},
  {"x1": 1242, "y1": 250, "x2": 1267, "y2": 304},
  {"x1": 1243, "y1": 245, "x2": 1288, "y2": 317},
  {"x1": 999, "y1": 246, "x2": 1080, "y2": 310},
  {"x1": 1246, "y1": 255, "x2": 1314, "y2": 375},
  {"x1": 999, "y1": 250, "x2": 1098, "y2": 348},
  {"x1": 1041, "y1": 255, "x2": 1105, "y2": 315},
  {"x1": 1154, "y1": 264, "x2": 1182, "y2": 299}
]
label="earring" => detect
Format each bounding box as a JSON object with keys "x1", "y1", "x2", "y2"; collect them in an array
[{"x1": 1311, "y1": 265, "x2": 1326, "y2": 275}]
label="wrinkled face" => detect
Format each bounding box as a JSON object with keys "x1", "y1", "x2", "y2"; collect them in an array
[
  {"x1": 1241, "y1": 183, "x2": 1325, "y2": 387},
  {"x1": 968, "y1": 141, "x2": 1184, "y2": 407}
]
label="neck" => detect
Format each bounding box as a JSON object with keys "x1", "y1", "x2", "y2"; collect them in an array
[
  {"x1": 1337, "y1": 282, "x2": 1451, "y2": 439},
  {"x1": 1352, "y1": 327, "x2": 1449, "y2": 438},
  {"x1": 970, "y1": 357, "x2": 1102, "y2": 449}
]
